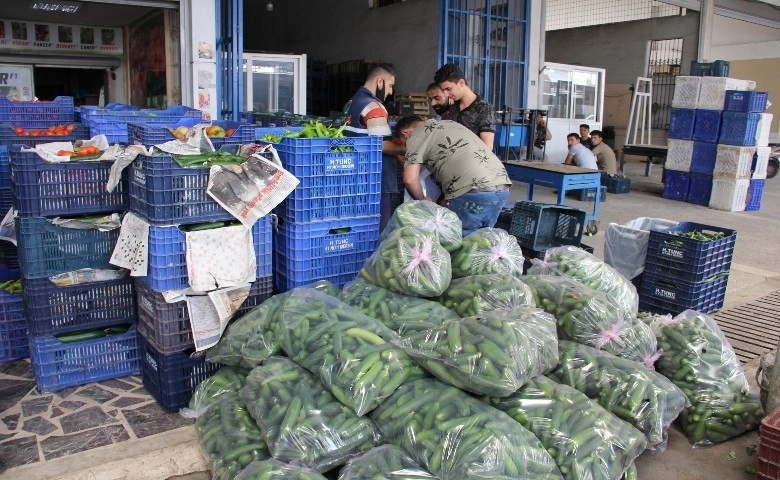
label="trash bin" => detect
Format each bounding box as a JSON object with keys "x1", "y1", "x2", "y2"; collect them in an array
[{"x1": 603, "y1": 217, "x2": 679, "y2": 280}]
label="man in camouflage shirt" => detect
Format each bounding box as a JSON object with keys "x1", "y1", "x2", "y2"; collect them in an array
[
  {"x1": 434, "y1": 63, "x2": 497, "y2": 151},
  {"x1": 396, "y1": 115, "x2": 511, "y2": 236}
]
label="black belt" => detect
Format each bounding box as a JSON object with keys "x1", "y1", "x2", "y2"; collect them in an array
[{"x1": 468, "y1": 184, "x2": 509, "y2": 193}]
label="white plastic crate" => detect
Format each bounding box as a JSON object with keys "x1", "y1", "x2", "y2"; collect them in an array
[
  {"x1": 753, "y1": 146, "x2": 771, "y2": 179},
  {"x1": 671, "y1": 76, "x2": 701, "y2": 109},
  {"x1": 665, "y1": 139, "x2": 694, "y2": 172},
  {"x1": 709, "y1": 178, "x2": 749, "y2": 212},
  {"x1": 697, "y1": 77, "x2": 751, "y2": 110},
  {"x1": 756, "y1": 113, "x2": 774, "y2": 147},
  {"x1": 714, "y1": 144, "x2": 755, "y2": 179}
]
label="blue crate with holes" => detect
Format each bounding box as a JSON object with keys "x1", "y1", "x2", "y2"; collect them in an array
[
  {"x1": 668, "y1": 108, "x2": 695, "y2": 140},
  {"x1": 29, "y1": 323, "x2": 139, "y2": 392},
  {"x1": 691, "y1": 109, "x2": 721, "y2": 143},
  {"x1": 638, "y1": 273, "x2": 728, "y2": 315},
  {"x1": 0, "y1": 289, "x2": 28, "y2": 362},
  {"x1": 16, "y1": 216, "x2": 121, "y2": 279},
  {"x1": 274, "y1": 216, "x2": 380, "y2": 293},
  {"x1": 569, "y1": 188, "x2": 606, "y2": 202},
  {"x1": 128, "y1": 120, "x2": 253, "y2": 148},
  {"x1": 0, "y1": 145, "x2": 8, "y2": 188},
  {"x1": 0, "y1": 97, "x2": 74, "y2": 129},
  {"x1": 686, "y1": 173, "x2": 713, "y2": 206},
  {"x1": 644, "y1": 221, "x2": 736, "y2": 283},
  {"x1": 662, "y1": 171, "x2": 690, "y2": 201},
  {"x1": 746, "y1": 178, "x2": 765, "y2": 211},
  {"x1": 140, "y1": 216, "x2": 272, "y2": 293},
  {"x1": 606, "y1": 176, "x2": 631, "y2": 194},
  {"x1": 724, "y1": 90, "x2": 769, "y2": 113},
  {"x1": 690, "y1": 142, "x2": 718, "y2": 175},
  {"x1": 719, "y1": 112, "x2": 761, "y2": 146},
  {"x1": 0, "y1": 123, "x2": 90, "y2": 149},
  {"x1": 271, "y1": 135, "x2": 382, "y2": 223},
  {"x1": 255, "y1": 126, "x2": 305, "y2": 142},
  {"x1": 0, "y1": 187, "x2": 12, "y2": 215},
  {"x1": 2, "y1": 241, "x2": 18, "y2": 269},
  {"x1": 87, "y1": 106, "x2": 203, "y2": 143},
  {"x1": 9, "y1": 146, "x2": 128, "y2": 217}
]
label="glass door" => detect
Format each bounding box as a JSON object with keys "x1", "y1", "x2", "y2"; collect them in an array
[{"x1": 243, "y1": 53, "x2": 306, "y2": 114}]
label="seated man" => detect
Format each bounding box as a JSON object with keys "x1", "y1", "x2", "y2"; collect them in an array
[
  {"x1": 579, "y1": 123, "x2": 593, "y2": 149},
  {"x1": 590, "y1": 129, "x2": 618, "y2": 175},
  {"x1": 533, "y1": 113, "x2": 551, "y2": 160},
  {"x1": 563, "y1": 133, "x2": 598, "y2": 170}
]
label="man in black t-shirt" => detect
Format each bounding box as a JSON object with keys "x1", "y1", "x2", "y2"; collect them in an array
[{"x1": 434, "y1": 63, "x2": 497, "y2": 151}]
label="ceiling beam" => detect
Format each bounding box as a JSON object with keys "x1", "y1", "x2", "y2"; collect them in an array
[{"x1": 660, "y1": 0, "x2": 780, "y2": 29}]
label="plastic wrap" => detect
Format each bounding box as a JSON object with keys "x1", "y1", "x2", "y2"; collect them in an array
[
  {"x1": 656, "y1": 309, "x2": 763, "y2": 446},
  {"x1": 485, "y1": 375, "x2": 648, "y2": 480},
  {"x1": 278, "y1": 288, "x2": 426, "y2": 416},
  {"x1": 337, "y1": 444, "x2": 439, "y2": 480},
  {"x1": 530, "y1": 245, "x2": 638, "y2": 316},
  {"x1": 239, "y1": 357, "x2": 381, "y2": 472},
  {"x1": 360, "y1": 226, "x2": 452, "y2": 298},
  {"x1": 370, "y1": 378, "x2": 563, "y2": 480},
  {"x1": 603, "y1": 218, "x2": 679, "y2": 280},
  {"x1": 393, "y1": 308, "x2": 557, "y2": 397},
  {"x1": 549, "y1": 341, "x2": 688, "y2": 449},
  {"x1": 195, "y1": 393, "x2": 270, "y2": 480},
  {"x1": 438, "y1": 274, "x2": 535, "y2": 317},
  {"x1": 523, "y1": 275, "x2": 655, "y2": 364},
  {"x1": 339, "y1": 277, "x2": 459, "y2": 335},
  {"x1": 188, "y1": 366, "x2": 249, "y2": 414},
  {"x1": 236, "y1": 459, "x2": 328, "y2": 480},
  {"x1": 450, "y1": 228, "x2": 524, "y2": 278},
  {"x1": 381, "y1": 200, "x2": 463, "y2": 252},
  {"x1": 207, "y1": 280, "x2": 340, "y2": 368}
]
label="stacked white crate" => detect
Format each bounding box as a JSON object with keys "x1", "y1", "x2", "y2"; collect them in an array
[{"x1": 665, "y1": 139, "x2": 695, "y2": 172}]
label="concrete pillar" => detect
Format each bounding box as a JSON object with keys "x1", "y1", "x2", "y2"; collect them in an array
[{"x1": 698, "y1": 0, "x2": 714, "y2": 62}]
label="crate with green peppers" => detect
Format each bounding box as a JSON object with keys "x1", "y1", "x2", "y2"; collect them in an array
[
  {"x1": 338, "y1": 444, "x2": 438, "y2": 479},
  {"x1": 438, "y1": 274, "x2": 535, "y2": 317},
  {"x1": 381, "y1": 200, "x2": 462, "y2": 252},
  {"x1": 450, "y1": 228, "x2": 525, "y2": 278},
  {"x1": 656, "y1": 310, "x2": 763, "y2": 446},
  {"x1": 239, "y1": 357, "x2": 381, "y2": 472}
]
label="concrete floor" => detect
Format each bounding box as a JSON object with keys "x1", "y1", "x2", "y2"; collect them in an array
[{"x1": 2, "y1": 157, "x2": 780, "y2": 480}]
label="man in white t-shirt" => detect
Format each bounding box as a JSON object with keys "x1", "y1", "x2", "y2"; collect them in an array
[{"x1": 563, "y1": 133, "x2": 597, "y2": 170}]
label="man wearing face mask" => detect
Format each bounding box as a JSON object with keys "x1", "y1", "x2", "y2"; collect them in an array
[
  {"x1": 343, "y1": 64, "x2": 406, "y2": 230},
  {"x1": 426, "y1": 82, "x2": 451, "y2": 120}
]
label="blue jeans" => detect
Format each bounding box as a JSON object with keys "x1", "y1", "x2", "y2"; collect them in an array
[{"x1": 447, "y1": 190, "x2": 510, "y2": 237}]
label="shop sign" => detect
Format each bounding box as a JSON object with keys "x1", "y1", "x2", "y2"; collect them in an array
[
  {"x1": 0, "y1": 64, "x2": 34, "y2": 101},
  {"x1": 0, "y1": 19, "x2": 123, "y2": 55}
]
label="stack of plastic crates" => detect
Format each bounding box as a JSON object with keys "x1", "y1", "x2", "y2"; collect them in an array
[
  {"x1": 639, "y1": 222, "x2": 735, "y2": 315},
  {"x1": 267, "y1": 134, "x2": 382, "y2": 292},
  {"x1": 81, "y1": 104, "x2": 203, "y2": 143},
  {"x1": 757, "y1": 408, "x2": 780, "y2": 480},
  {"x1": 127, "y1": 119, "x2": 254, "y2": 150}
]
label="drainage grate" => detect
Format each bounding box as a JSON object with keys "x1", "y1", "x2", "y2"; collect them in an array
[{"x1": 713, "y1": 290, "x2": 780, "y2": 364}]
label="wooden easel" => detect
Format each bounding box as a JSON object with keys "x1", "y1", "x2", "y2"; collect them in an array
[{"x1": 625, "y1": 77, "x2": 653, "y2": 146}]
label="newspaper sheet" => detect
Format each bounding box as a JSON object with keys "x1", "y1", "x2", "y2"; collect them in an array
[{"x1": 187, "y1": 284, "x2": 251, "y2": 351}]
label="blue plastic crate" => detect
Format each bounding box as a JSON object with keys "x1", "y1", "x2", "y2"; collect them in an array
[
  {"x1": 668, "y1": 108, "x2": 695, "y2": 140},
  {"x1": 724, "y1": 91, "x2": 769, "y2": 113},
  {"x1": 0, "y1": 289, "x2": 29, "y2": 362},
  {"x1": 509, "y1": 201, "x2": 586, "y2": 251},
  {"x1": 136, "y1": 276, "x2": 272, "y2": 354},
  {"x1": 87, "y1": 106, "x2": 203, "y2": 143},
  {"x1": 745, "y1": 178, "x2": 765, "y2": 211},
  {"x1": 719, "y1": 112, "x2": 761, "y2": 146},
  {"x1": 606, "y1": 176, "x2": 631, "y2": 194},
  {"x1": 0, "y1": 97, "x2": 74, "y2": 129},
  {"x1": 691, "y1": 109, "x2": 721, "y2": 143},
  {"x1": 690, "y1": 142, "x2": 718, "y2": 175},
  {"x1": 255, "y1": 126, "x2": 304, "y2": 142},
  {"x1": 2, "y1": 241, "x2": 18, "y2": 269},
  {"x1": 644, "y1": 221, "x2": 736, "y2": 282},
  {"x1": 0, "y1": 187, "x2": 10, "y2": 214},
  {"x1": 126, "y1": 118, "x2": 203, "y2": 146},
  {"x1": 128, "y1": 152, "x2": 235, "y2": 225},
  {"x1": 22, "y1": 275, "x2": 136, "y2": 336},
  {"x1": 140, "y1": 216, "x2": 272, "y2": 293},
  {"x1": 239, "y1": 112, "x2": 255, "y2": 124},
  {"x1": 569, "y1": 187, "x2": 606, "y2": 202},
  {"x1": 138, "y1": 332, "x2": 221, "y2": 411},
  {"x1": 662, "y1": 171, "x2": 690, "y2": 201},
  {"x1": 208, "y1": 121, "x2": 254, "y2": 148},
  {"x1": 638, "y1": 273, "x2": 728, "y2": 316},
  {"x1": 494, "y1": 202, "x2": 516, "y2": 232},
  {"x1": 686, "y1": 173, "x2": 713, "y2": 206},
  {"x1": 29, "y1": 324, "x2": 139, "y2": 393},
  {"x1": 0, "y1": 145, "x2": 8, "y2": 188},
  {"x1": 0, "y1": 123, "x2": 89, "y2": 149},
  {"x1": 16, "y1": 216, "x2": 121, "y2": 279},
  {"x1": 9, "y1": 146, "x2": 128, "y2": 217},
  {"x1": 274, "y1": 216, "x2": 380, "y2": 293},
  {"x1": 272, "y1": 135, "x2": 382, "y2": 223}
]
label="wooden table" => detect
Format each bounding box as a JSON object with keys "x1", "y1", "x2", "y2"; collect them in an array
[
  {"x1": 503, "y1": 161, "x2": 601, "y2": 233},
  {"x1": 619, "y1": 144, "x2": 669, "y2": 176}
]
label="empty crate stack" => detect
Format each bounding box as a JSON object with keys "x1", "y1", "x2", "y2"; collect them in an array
[
  {"x1": 271, "y1": 135, "x2": 382, "y2": 292},
  {"x1": 509, "y1": 201, "x2": 588, "y2": 267},
  {"x1": 640, "y1": 222, "x2": 735, "y2": 315},
  {"x1": 128, "y1": 136, "x2": 273, "y2": 411}
]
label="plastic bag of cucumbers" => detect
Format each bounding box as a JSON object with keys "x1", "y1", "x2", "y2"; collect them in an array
[
  {"x1": 360, "y1": 226, "x2": 452, "y2": 298},
  {"x1": 529, "y1": 245, "x2": 638, "y2": 316},
  {"x1": 277, "y1": 288, "x2": 426, "y2": 416},
  {"x1": 370, "y1": 378, "x2": 563, "y2": 480},
  {"x1": 339, "y1": 277, "x2": 459, "y2": 335},
  {"x1": 380, "y1": 199, "x2": 462, "y2": 252},
  {"x1": 549, "y1": 341, "x2": 687, "y2": 449},
  {"x1": 338, "y1": 444, "x2": 439, "y2": 479},
  {"x1": 236, "y1": 459, "x2": 328, "y2": 480},
  {"x1": 484, "y1": 375, "x2": 648, "y2": 480},
  {"x1": 449, "y1": 228, "x2": 524, "y2": 278},
  {"x1": 656, "y1": 309, "x2": 763, "y2": 446},
  {"x1": 239, "y1": 357, "x2": 381, "y2": 472},
  {"x1": 393, "y1": 308, "x2": 558, "y2": 397},
  {"x1": 187, "y1": 365, "x2": 249, "y2": 414},
  {"x1": 438, "y1": 274, "x2": 535, "y2": 317}
]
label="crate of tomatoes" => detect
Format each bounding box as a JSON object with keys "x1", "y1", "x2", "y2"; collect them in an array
[{"x1": 0, "y1": 123, "x2": 89, "y2": 149}]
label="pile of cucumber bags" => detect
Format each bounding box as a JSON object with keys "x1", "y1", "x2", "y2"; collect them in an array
[{"x1": 194, "y1": 201, "x2": 759, "y2": 480}]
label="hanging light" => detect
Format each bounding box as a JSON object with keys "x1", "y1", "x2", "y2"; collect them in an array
[{"x1": 266, "y1": 1, "x2": 273, "y2": 12}]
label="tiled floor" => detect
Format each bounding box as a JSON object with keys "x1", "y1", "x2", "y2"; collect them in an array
[{"x1": 0, "y1": 358, "x2": 193, "y2": 472}]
